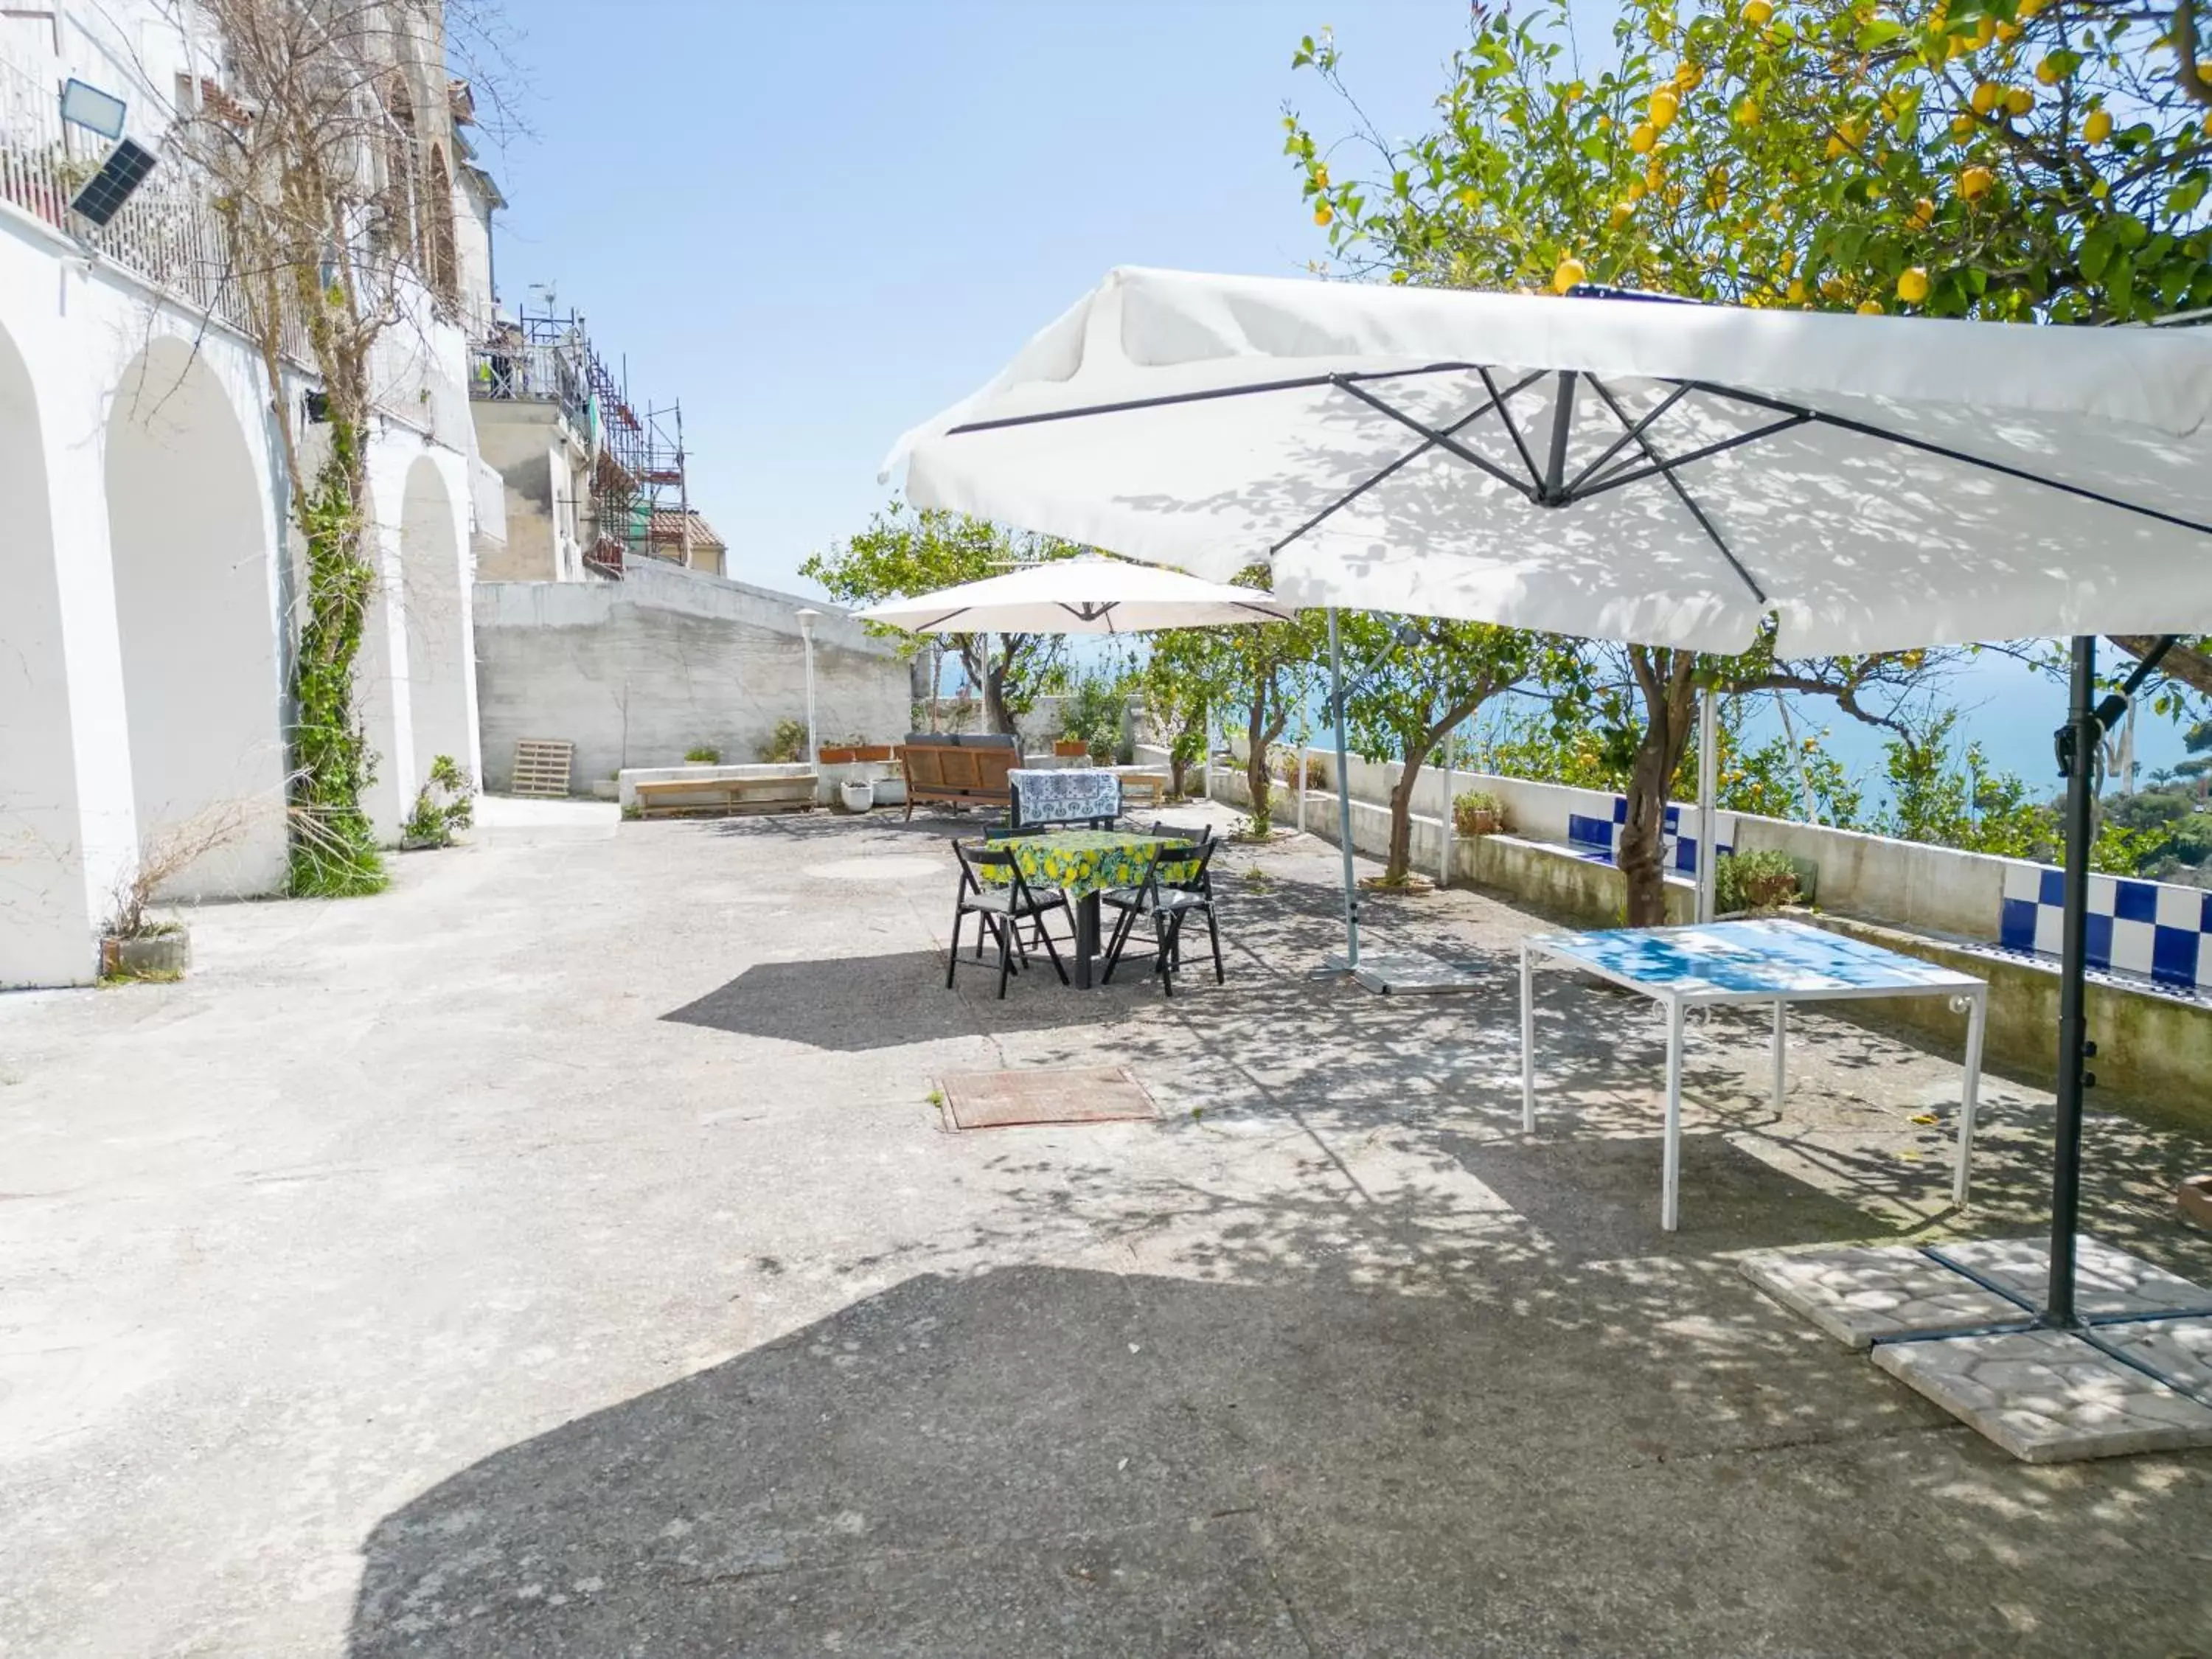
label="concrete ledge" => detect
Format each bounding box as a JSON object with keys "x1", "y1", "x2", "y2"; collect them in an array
[
  {"x1": 619, "y1": 762, "x2": 814, "y2": 810},
  {"x1": 1804, "y1": 911, "x2": 2212, "y2": 1119},
  {"x1": 1457, "y1": 833, "x2": 1696, "y2": 929}
]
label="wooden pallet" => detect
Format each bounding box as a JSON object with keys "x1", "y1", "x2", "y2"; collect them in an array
[{"x1": 510, "y1": 739, "x2": 574, "y2": 798}]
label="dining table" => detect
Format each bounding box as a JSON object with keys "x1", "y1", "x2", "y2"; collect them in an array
[{"x1": 990, "y1": 828, "x2": 1197, "y2": 989}]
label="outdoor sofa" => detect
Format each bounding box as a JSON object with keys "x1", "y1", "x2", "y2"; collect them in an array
[{"x1": 901, "y1": 732, "x2": 1019, "y2": 819}]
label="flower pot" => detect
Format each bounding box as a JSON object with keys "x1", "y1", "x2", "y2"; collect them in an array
[
  {"x1": 101, "y1": 928, "x2": 190, "y2": 979},
  {"x1": 818, "y1": 745, "x2": 857, "y2": 765},
  {"x1": 839, "y1": 779, "x2": 876, "y2": 813},
  {"x1": 850, "y1": 744, "x2": 891, "y2": 762},
  {"x1": 1053, "y1": 740, "x2": 1088, "y2": 758}
]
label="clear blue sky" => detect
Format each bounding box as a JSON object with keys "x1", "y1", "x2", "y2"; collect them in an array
[{"x1": 482, "y1": 0, "x2": 2193, "y2": 790}]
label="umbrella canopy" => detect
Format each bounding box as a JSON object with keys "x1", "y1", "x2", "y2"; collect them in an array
[
  {"x1": 854, "y1": 555, "x2": 1295, "y2": 634},
  {"x1": 882, "y1": 266, "x2": 2212, "y2": 654}
]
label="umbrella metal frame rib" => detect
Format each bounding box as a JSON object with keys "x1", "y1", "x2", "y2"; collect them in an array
[{"x1": 950, "y1": 358, "x2": 2209, "y2": 1351}]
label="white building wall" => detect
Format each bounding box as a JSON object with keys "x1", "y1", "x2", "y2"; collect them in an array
[{"x1": 0, "y1": 3, "x2": 490, "y2": 985}]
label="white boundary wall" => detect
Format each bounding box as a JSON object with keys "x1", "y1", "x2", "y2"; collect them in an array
[{"x1": 1229, "y1": 743, "x2": 2032, "y2": 945}]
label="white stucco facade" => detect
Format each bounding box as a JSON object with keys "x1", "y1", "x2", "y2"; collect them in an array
[{"x1": 0, "y1": 4, "x2": 486, "y2": 987}]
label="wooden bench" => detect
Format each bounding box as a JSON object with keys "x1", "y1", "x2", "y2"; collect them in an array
[
  {"x1": 1113, "y1": 769, "x2": 1169, "y2": 810},
  {"x1": 901, "y1": 734, "x2": 1019, "y2": 820},
  {"x1": 633, "y1": 774, "x2": 816, "y2": 819}
]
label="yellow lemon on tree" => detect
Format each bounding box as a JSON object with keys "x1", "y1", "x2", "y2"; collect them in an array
[
  {"x1": 1744, "y1": 0, "x2": 1773, "y2": 25},
  {"x1": 1969, "y1": 80, "x2": 2002, "y2": 115},
  {"x1": 1610, "y1": 201, "x2": 1635, "y2": 228},
  {"x1": 1736, "y1": 98, "x2": 1761, "y2": 127},
  {"x1": 2035, "y1": 55, "x2": 2063, "y2": 85},
  {"x1": 1912, "y1": 195, "x2": 1935, "y2": 224},
  {"x1": 1958, "y1": 163, "x2": 1995, "y2": 199},
  {"x1": 1675, "y1": 60, "x2": 1704, "y2": 90},
  {"x1": 1857, "y1": 299, "x2": 1885, "y2": 315},
  {"x1": 1650, "y1": 88, "x2": 1680, "y2": 129},
  {"x1": 2084, "y1": 107, "x2": 2112, "y2": 144},
  {"x1": 1314, "y1": 203, "x2": 1334, "y2": 226},
  {"x1": 2004, "y1": 86, "x2": 2034, "y2": 116},
  {"x1": 1552, "y1": 257, "x2": 1588, "y2": 294},
  {"x1": 1389, "y1": 269, "x2": 1409, "y2": 285},
  {"x1": 1972, "y1": 15, "x2": 1996, "y2": 46},
  {"x1": 1626, "y1": 178, "x2": 1647, "y2": 201},
  {"x1": 1314, "y1": 164, "x2": 1329, "y2": 188},
  {"x1": 1897, "y1": 266, "x2": 1931, "y2": 303},
  {"x1": 1826, "y1": 134, "x2": 1848, "y2": 159},
  {"x1": 1787, "y1": 277, "x2": 1809, "y2": 302},
  {"x1": 1630, "y1": 121, "x2": 1658, "y2": 153},
  {"x1": 2203, "y1": 111, "x2": 2212, "y2": 139},
  {"x1": 1950, "y1": 113, "x2": 1976, "y2": 136}
]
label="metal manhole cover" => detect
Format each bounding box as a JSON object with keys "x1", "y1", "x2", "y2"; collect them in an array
[{"x1": 939, "y1": 1067, "x2": 1156, "y2": 1130}]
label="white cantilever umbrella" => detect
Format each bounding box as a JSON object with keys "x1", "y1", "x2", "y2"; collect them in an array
[
  {"x1": 878, "y1": 265, "x2": 2212, "y2": 1333},
  {"x1": 855, "y1": 555, "x2": 1294, "y2": 634}
]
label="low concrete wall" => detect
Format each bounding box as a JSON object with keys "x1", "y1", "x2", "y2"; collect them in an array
[
  {"x1": 476, "y1": 563, "x2": 909, "y2": 793},
  {"x1": 1223, "y1": 743, "x2": 2210, "y2": 1110},
  {"x1": 1250, "y1": 747, "x2": 2038, "y2": 947},
  {"x1": 1805, "y1": 913, "x2": 2211, "y2": 1114}
]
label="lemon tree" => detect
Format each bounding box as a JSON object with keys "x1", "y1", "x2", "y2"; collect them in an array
[{"x1": 1287, "y1": 0, "x2": 2212, "y2": 321}]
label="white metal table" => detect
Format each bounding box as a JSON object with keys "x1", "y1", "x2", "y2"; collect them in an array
[{"x1": 1519, "y1": 919, "x2": 1989, "y2": 1231}]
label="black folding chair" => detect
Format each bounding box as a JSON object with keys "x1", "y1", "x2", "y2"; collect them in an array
[
  {"x1": 1100, "y1": 837, "x2": 1223, "y2": 995},
  {"x1": 947, "y1": 840, "x2": 1071, "y2": 999}
]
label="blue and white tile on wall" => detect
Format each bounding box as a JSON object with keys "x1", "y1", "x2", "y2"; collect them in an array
[{"x1": 1999, "y1": 862, "x2": 2212, "y2": 991}]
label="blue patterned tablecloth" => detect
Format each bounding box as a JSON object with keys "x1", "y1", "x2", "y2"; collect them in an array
[{"x1": 1009, "y1": 768, "x2": 1121, "y2": 827}]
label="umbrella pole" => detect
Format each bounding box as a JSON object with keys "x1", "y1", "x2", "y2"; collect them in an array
[
  {"x1": 2045, "y1": 636, "x2": 2100, "y2": 1326},
  {"x1": 1696, "y1": 686, "x2": 1719, "y2": 925},
  {"x1": 1328, "y1": 608, "x2": 1360, "y2": 969}
]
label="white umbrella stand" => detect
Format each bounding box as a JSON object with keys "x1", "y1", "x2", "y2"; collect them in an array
[{"x1": 880, "y1": 267, "x2": 2212, "y2": 1387}]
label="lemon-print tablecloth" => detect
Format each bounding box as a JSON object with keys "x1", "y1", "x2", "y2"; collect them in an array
[{"x1": 991, "y1": 831, "x2": 1197, "y2": 900}]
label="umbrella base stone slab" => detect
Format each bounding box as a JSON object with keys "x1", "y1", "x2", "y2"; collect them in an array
[
  {"x1": 1322, "y1": 949, "x2": 1486, "y2": 995},
  {"x1": 1744, "y1": 1237, "x2": 2212, "y2": 1462},
  {"x1": 1739, "y1": 1245, "x2": 2023, "y2": 1351},
  {"x1": 1873, "y1": 1324, "x2": 2212, "y2": 1463}
]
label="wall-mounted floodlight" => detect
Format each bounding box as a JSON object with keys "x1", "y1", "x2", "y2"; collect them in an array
[
  {"x1": 69, "y1": 139, "x2": 158, "y2": 227},
  {"x1": 60, "y1": 78, "x2": 127, "y2": 140}
]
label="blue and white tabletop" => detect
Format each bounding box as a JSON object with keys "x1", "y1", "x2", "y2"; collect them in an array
[{"x1": 1526, "y1": 918, "x2": 1983, "y2": 1003}]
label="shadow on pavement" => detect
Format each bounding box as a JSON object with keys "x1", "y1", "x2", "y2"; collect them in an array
[
  {"x1": 663, "y1": 949, "x2": 1150, "y2": 1052},
  {"x1": 347, "y1": 1262, "x2": 2212, "y2": 1658}
]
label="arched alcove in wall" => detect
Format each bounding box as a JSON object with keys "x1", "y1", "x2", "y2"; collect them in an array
[
  {"x1": 400, "y1": 454, "x2": 473, "y2": 783},
  {"x1": 0, "y1": 320, "x2": 88, "y2": 983},
  {"x1": 103, "y1": 337, "x2": 288, "y2": 895}
]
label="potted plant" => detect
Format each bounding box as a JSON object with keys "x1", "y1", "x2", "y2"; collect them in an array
[
  {"x1": 840, "y1": 776, "x2": 877, "y2": 813},
  {"x1": 1059, "y1": 672, "x2": 1128, "y2": 768},
  {"x1": 100, "y1": 807, "x2": 251, "y2": 981},
  {"x1": 818, "y1": 739, "x2": 858, "y2": 765},
  {"x1": 684, "y1": 744, "x2": 722, "y2": 765},
  {"x1": 1054, "y1": 736, "x2": 1088, "y2": 758},
  {"x1": 1453, "y1": 790, "x2": 1506, "y2": 836},
  {"x1": 851, "y1": 740, "x2": 892, "y2": 762},
  {"x1": 1716, "y1": 849, "x2": 1806, "y2": 915}
]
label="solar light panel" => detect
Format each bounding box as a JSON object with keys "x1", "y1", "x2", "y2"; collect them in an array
[{"x1": 69, "y1": 139, "x2": 158, "y2": 228}]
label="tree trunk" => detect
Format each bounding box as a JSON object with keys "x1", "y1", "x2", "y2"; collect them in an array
[
  {"x1": 1619, "y1": 647, "x2": 1700, "y2": 928},
  {"x1": 1382, "y1": 693, "x2": 1494, "y2": 885},
  {"x1": 1245, "y1": 696, "x2": 1274, "y2": 835}
]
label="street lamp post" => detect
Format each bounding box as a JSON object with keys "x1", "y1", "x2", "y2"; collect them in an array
[{"x1": 796, "y1": 609, "x2": 821, "y2": 798}]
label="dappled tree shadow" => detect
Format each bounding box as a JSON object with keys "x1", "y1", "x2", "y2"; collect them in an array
[{"x1": 348, "y1": 1260, "x2": 2212, "y2": 1658}]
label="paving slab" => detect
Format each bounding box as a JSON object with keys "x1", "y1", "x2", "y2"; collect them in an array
[
  {"x1": 1324, "y1": 947, "x2": 1489, "y2": 995},
  {"x1": 1739, "y1": 1245, "x2": 2024, "y2": 1350},
  {"x1": 1930, "y1": 1234, "x2": 2212, "y2": 1319},
  {"x1": 1872, "y1": 1326, "x2": 2212, "y2": 1463},
  {"x1": 2098, "y1": 1313, "x2": 2212, "y2": 1400}
]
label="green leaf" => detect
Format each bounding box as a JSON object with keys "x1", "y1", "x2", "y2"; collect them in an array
[{"x1": 1856, "y1": 18, "x2": 1906, "y2": 49}]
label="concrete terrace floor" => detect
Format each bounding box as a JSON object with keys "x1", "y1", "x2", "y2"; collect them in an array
[{"x1": 3, "y1": 800, "x2": 2210, "y2": 1658}]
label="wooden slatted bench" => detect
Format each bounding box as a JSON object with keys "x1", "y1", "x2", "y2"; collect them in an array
[{"x1": 632, "y1": 774, "x2": 817, "y2": 819}]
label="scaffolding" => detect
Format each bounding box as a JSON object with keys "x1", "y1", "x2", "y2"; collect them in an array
[{"x1": 472, "y1": 305, "x2": 690, "y2": 579}]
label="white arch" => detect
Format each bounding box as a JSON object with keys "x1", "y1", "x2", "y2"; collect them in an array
[
  {"x1": 0, "y1": 319, "x2": 90, "y2": 984},
  {"x1": 400, "y1": 454, "x2": 474, "y2": 786},
  {"x1": 103, "y1": 337, "x2": 288, "y2": 896}
]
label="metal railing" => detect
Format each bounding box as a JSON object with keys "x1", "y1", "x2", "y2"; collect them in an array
[{"x1": 1, "y1": 56, "x2": 459, "y2": 438}]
